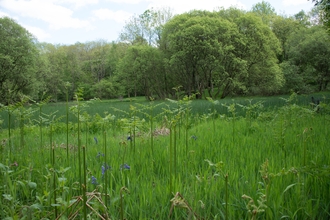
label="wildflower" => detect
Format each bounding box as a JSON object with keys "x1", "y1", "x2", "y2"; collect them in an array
[
  {"x1": 10, "y1": 161, "x2": 18, "y2": 167},
  {"x1": 96, "y1": 152, "x2": 104, "y2": 158},
  {"x1": 102, "y1": 163, "x2": 111, "y2": 175},
  {"x1": 94, "y1": 137, "x2": 98, "y2": 144},
  {"x1": 120, "y1": 163, "x2": 130, "y2": 170},
  {"x1": 127, "y1": 136, "x2": 132, "y2": 141},
  {"x1": 191, "y1": 135, "x2": 197, "y2": 140},
  {"x1": 91, "y1": 176, "x2": 98, "y2": 185}
]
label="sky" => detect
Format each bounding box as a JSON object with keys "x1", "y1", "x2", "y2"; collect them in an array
[{"x1": 0, "y1": 0, "x2": 315, "y2": 45}]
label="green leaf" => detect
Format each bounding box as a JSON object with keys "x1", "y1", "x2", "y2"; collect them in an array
[
  {"x1": 30, "y1": 203, "x2": 42, "y2": 210},
  {"x1": 3, "y1": 194, "x2": 13, "y2": 201},
  {"x1": 283, "y1": 183, "x2": 299, "y2": 194},
  {"x1": 28, "y1": 181, "x2": 37, "y2": 189}
]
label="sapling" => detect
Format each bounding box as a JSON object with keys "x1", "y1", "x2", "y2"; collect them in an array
[
  {"x1": 135, "y1": 101, "x2": 165, "y2": 156},
  {"x1": 99, "y1": 112, "x2": 115, "y2": 209},
  {"x1": 237, "y1": 100, "x2": 264, "y2": 134},
  {"x1": 0, "y1": 103, "x2": 16, "y2": 160},
  {"x1": 12, "y1": 95, "x2": 35, "y2": 153},
  {"x1": 33, "y1": 95, "x2": 51, "y2": 155},
  {"x1": 43, "y1": 111, "x2": 61, "y2": 218},
  {"x1": 206, "y1": 97, "x2": 220, "y2": 133},
  {"x1": 82, "y1": 145, "x2": 87, "y2": 220},
  {"x1": 181, "y1": 96, "x2": 193, "y2": 155},
  {"x1": 222, "y1": 102, "x2": 237, "y2": 144},
  {"x1": 112, "y1": 104, "x2": 142, "y2": 153},
  {"x1": 70, "y1": 87, "x2": 85, "y2": 195},
  {"x1": 65, "y1": 82, "x2": 72, "y2": 161}
]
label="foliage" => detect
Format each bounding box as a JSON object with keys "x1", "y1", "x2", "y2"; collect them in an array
[
  {"x1": 116, "y1": 45, "x2": 165, "y2": 99},
  {"x1": 285, "y1": 25, "x2": 330, "y2": 92},
  {"x1": 0, "y1": 17, "x2": 39, "y2": 103},
  {"x1": 1, "y1": 4, "x2": 329, "y2": 102},
  {"x1": 161, "y1": 9, "x2": 283, "y2": 99},
  {"x1": 311, "y1": 0, "x2": 330, "y2": 31},
  {"x1": 0, "y1": 95, "x2": 329, "y2": 219},
  {"x1": 119, "y1": 7, "x2": 174, "y2": 47}
]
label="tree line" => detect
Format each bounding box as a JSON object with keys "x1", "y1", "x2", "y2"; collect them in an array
[{"x1": 1, "y1": 1, "x2": 329, "y2": 103}]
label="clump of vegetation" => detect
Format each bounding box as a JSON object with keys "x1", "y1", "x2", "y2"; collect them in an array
[{"x1": 0, "y1": 93, "x2": 329, "y2": 219}]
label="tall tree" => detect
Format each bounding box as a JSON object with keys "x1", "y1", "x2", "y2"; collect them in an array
[
  {"x1": 234, "y1": 12, "x2": 283, "y2": 95},
  {"x1": 271, "y1": 16, "x2": 301, "y2": 63},
  {"x1": 251, "y1": 0, "x2": 276, "y2": 25},
  {"x1": 39, "y1": 44, "x2": 68, "y2": 101},
  {"x1": 162, "y1": 11, "x2": 247, "y2": 99},
  {"x1": 0, "y1": 17, "x2": 39, "y2": 103},
  {"x1": 286, "y1": 25, "x2": 330, "y2": 91},
  {"x1": 119, "y1": 7, "x2": 173, "y2": 47},
  {"x1": 116, "y1": 45, "x2": 165, "y2": 99},
  {"x1": 311, "y1": 0, "x2": 330, "y2": 31}
]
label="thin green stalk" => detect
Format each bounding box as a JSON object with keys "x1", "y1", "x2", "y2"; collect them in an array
[
  {"x1": 8, "y1": 110, "x2": 11, "y2": 160},
  {"x1": 52, "y1": 145, "x2": 57, "y2": 218},
  {"x1": 150, "y1": 109, "x2": 154, "y2": 156},
  {"x1": 50, "y1": 124, "x2": 53, "y2": 164},
  {"x1": 173, "y1": 125, "x2": 177, "y2": 178},
  {"x1": 39, "y1": 105, "x2": 43, "y2": 151},
  {"x1": 185, "y1": 109, "x2": 189, "y2": 155},
  {"x1": 169, "y1": 127, "x2": 172, "y2": 194},
  {"x1": 66, "y1": 88, "x2": 69, "y2": 161},
  {"x1": 85, "y1": 121, "x2": 88, "y2": 155},
  {"x1": 82, "y1": 146, "x2": 87, "y2": 220},
  {"x1": 225, "y1": 173, "x2": 228, "y2": 220},
  {"x1": 19, "y1": 111, "x2": 24, "y2": 149},
  {"x1": 77, "y1": 104, "x2": 82, "y2": 195},
  {"x1": 103, "y1": 128, "x2": 108, "y2": 208},
  {"x1": 133, "y1": 108, "x2": 136, "y2": 153},
  {"x1": 232, "y1": 107, "x2": 236, "y2": 144},
  {"x1": 120, "y1": 187, "x2": 125, "y2": 220}
]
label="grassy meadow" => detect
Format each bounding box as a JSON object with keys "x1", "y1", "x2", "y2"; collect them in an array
[{"x1": 0, "y1": 93, "x2": 330, "y2": 219}]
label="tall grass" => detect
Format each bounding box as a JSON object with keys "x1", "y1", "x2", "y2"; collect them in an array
[{"x1": 0, "y1": 93, "x2": 329, "y2": 219}]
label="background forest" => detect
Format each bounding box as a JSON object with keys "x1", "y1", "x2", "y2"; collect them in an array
[{"x1": 1, "y1": 1, "x2": 330, "y2": 103}]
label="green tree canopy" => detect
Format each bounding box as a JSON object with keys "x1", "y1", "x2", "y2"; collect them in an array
[
  {"x1": 116, "y1": 44, "x2": 165, "y2": 99},
  {"x1": 0, "y1": 17, "x2": 39, "y2": 104},
  {"x1": 286, "y1": 25, "x2": 330, "y2": 91},
  {"x1": 312, "y1": 0, "x2": 330, "y2": 31},
  {"x1": 161, "y1": 9, "x2": 283, "y2": 98}
]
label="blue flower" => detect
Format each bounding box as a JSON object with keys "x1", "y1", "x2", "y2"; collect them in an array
[
  {"x1": 191, "y1": 135, "x2": 197, "y2": 140},
  {"x1": 102, "y1": 163, "x2": 111, "y2": 176},
  {"x1": 120, "y1": 164, "x2": 130, "y2": 170},
  {"x1": 127, "y1": 136, "x2": 132, "y2": 141},
  {"x1": 96, "y1": 152, "x2": 104, "y2": 158},
  {"x1": 91, "y1": 176, "x2": 98, "y2": 185},
  {"x1": 94, "y1": 137, "x2": 98, "y2": 144}
]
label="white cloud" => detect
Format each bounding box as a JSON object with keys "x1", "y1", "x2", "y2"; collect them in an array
[
  {"x1": 106, "y1": 0, "x2": 147, "y2": 4},
  {"x1": 54, "y1": 0, "x2": 99, "y2": 8},
  {"x1": 23, "y1": 25, "x2": 51, "y2": 41},
  {"x1": 0, "y1": 11, "x2": 10, "y2": 18},
  {"x1": 0, "y1": 0, "x2": 91, "y2": 30},
  {"x1": 282, "y1": 0, "x2": 309, "y2": 6},
  {"x1": 93, "y1": 8, "x2": 132, "y2": 23},
  {"x1": 147, "y1": 0, "x2": 246, "y2": 14}
]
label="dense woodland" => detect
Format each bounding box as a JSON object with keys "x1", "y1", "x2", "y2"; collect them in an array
[{"x1": 1, "y1": 1, "x2": 330, "y2": 104}]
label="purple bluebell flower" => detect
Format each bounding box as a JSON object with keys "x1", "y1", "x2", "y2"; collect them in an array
[
  {"x1": 120, "y1": 164, "x2": 130, "y2": 170},
  {"x1": 191, "y1": 135, "x2": 197, "y2": 140},
  {"x1": 96, "y1": 152, "x2": 104, "y2": 158},
  {"x1": 91, "y1": 176, "x2": 98, "y2": 185},
  {"x1": 94, "y1": 137, "x2": 98, "y2": 144},
  {"x1": 102, "y1": 163, "x2": 111, "y2": 176}
]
